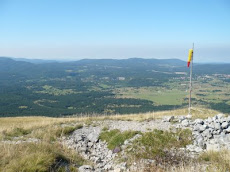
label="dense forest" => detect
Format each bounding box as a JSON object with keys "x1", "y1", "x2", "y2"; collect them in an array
[{"x1": 0, "y1": 57, "x2": 229, "y2": 117}]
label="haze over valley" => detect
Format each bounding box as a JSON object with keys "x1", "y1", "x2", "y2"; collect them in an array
[{"x1": 0, "y1": 57, "x2": 229, "y2": 117}]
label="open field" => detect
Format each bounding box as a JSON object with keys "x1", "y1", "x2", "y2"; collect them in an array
[
  {"x1": 35, "y1": 85, "x2": 77, "y2": 96},
  {"x1": 114, "y1": 76, "x2": 230, "y2": 114},
  {"x1": 192, "y1": 79, "x2": 230, "y2": 103},
  {"x1": 115, "y1": 87, "x2": 187, "y2": 105}
]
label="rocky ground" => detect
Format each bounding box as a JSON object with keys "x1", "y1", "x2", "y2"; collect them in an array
[
  {"x1": 3, "y1": 114, "x2": 229, "y2": 171},
  {"x1": 62, "y1": 119, "x2": 171, "y2": 172},
  {"x1": 174, "y1": 114, "x2": 230, "y2": 152},
  {"x1": 61, "y1": 113, "x2": 230, "y2": 172}
]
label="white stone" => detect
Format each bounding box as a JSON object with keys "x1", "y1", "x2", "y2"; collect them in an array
[
  {"x1": 217, "y1": 113, "x2": 224, "y2": 119},
  {"x1": 222, "y1": 122, "x2": 229, "y2": 129},
  {"x1": 181, "y1": 119, "x2": 189, "y2": 127},
  {"x1": 226, "y1": 126, "x2": 230, "y2": 133},
  {"x1": 199, "y1": 125, "x2": 207, "y2": 132},
  {"x1": 227, "y1": 116, "x2": 230, "y2": 122},
  {"x1": 206, "y1": 143, "x2": 220, "y2": 151},
  {"x1": 78, "y1": 165, "x2": 93, "y2": 172},
  {"x1": 195, "y1": 147, "x2": 203, "y2": 152},
  {"x1": 207, "y1": 117, "x2": 213, "y2": 123},
  {"x1": 186, "y1": 114, "x2": 192, "y2": 119},
  {"x1": 214, "y1": 123, "x2": 221, "y2": 130},
  {"x1": 163, "y1": 116, "x2": 174, "y2": 122},
  {"x1": 195, "y1": 119, "x2": 204, "y2": 125},
  {"x1": 113, "y1": 168, "x2": 121, "y2": 172}
]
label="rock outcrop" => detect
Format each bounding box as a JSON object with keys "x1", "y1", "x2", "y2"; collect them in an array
[
  {"x1": 171, "y1": 114, "x2": 230, "y2": 152},
  {"x1": 62, "y1": 126, "x2": 127, "y2": 171},
  {"x1": 61, "y1": 114, "x2": 230, "y2": 171}
]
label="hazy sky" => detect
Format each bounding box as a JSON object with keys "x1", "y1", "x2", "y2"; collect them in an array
[{"x1": 0, "y1": 0, "x2": 230, "y2": 62}]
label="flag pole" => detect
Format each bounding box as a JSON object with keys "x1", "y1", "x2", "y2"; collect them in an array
[{"x1": 188, "y1": 43, "x2": 194, "y2": 115}]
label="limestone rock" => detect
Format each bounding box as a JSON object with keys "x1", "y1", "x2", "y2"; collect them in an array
[
  {"x1": 194, "y1": 119, "x2": 204, "y2": 125},
  {"x1": 226, "y1": 126, "x2": 230, "y2": 133},
  {"x1": 206, "y1": 143, "x2": 220, "y2": 151},
  {"x1": 163, "y1": 116, "x2": 174, "y2": 122},
  {"x1": 222, "y1": 122, "x2": 229, "y2": 129},
  {"x1": 181, "y1": 119, "x2": 189, "y2": 127},
  {"x1": 214, "y1": 123, "x2": 221, "y2": 130},
  {"x1": 87, "y1": 132, "x2": 99, "y2": 143},
  {"x1": 216, "y1": 113, "x2": 224, "y2": 119},
  {"x1": 78, "y1": 165, "x2": 94, "y2": 172}
]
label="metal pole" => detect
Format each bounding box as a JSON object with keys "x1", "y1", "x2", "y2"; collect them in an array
[{"x1": 188, "y1": 43, "x2": 194, "y2": 115}]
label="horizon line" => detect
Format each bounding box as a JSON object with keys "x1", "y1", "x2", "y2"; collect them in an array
[{"x1": 1, "y1": 56, "x2": 230, "y2": 64}]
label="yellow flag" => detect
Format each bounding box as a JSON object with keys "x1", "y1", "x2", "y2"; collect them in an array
[{"x1": 187, "y1": 49, "x2": 193, "y2": 67}]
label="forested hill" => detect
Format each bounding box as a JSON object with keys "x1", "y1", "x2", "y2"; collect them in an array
[
  {"x1": 0, "y1": 57, "x2": 229, "y2": 117},
  {"x1": 1, "y1": 57, "x2": 230, "y2": 74}
]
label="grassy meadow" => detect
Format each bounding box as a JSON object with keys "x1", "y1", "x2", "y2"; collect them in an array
[{"x1": 115, "y1": 87, "x2": 186, "y2": 105}]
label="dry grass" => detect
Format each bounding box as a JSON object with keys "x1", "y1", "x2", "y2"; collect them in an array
[
  {"x1": 30, "y1": 124, "x2": 83, "y2": 142},
  {"x1": 0, "y1": 107, "x2": 225, "y2": 171},
  {"x1": 0, "y1": 118, "x2": 87, "y2": 171},
  {"x1": 0, "y1": 142, "x2": 86, "y2": 172},
  {"x1": 145, "y1": 150, "x2": 230, "y2": 172},
  {"x1": 165, "y1": 162, "x2": 207, "y2": 172},
  {"x1": 0, "y1": 107, "x2": 220, "y2": 141},
  {"x1": 140, "y1": 162, "x2": 206, "y2": 172},
  {"x1": 0, "y1": 108, "x2": 220, "y2": 133},
  {"x1": 81, "y1": 107, "x2": 220, "y2": 121},
  {"x1": 199, "y1": 150, "x2": 230, "y2": 172},
  {"x1": 0, "y1": 116, "x2": 79, "y2": 133},
  {"x1": 166, "y1": 149, "x2": 230, "y2": 172}
]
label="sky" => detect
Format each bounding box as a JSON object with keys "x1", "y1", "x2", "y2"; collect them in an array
[{"x1": 0, "y1": 0, "x2": 230, "y2": 62}]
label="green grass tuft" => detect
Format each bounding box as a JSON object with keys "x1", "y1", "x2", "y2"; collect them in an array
[
  {"x1": 130, "y1": 129, "x2": 193, "y2": 161},
  {"x1": 2, "y1": 128, "x2": 32, "y2": 140},
  {"x1": 99, "y1": 129, "x2": 139, "y2": 150},
  {"x1": 102, "y1": 126, "x2": 109, "y2": 131},
  {"x1": 61, "y1": 124, "x2": 83, "y2": 136}
]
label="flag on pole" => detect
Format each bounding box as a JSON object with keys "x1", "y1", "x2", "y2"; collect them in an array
[{"x1": 187, "y1": 49, "x2": 193, "y2": 67}]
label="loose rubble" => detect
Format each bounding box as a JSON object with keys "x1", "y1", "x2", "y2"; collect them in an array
[
  {"x1": 62, "y1": 126, "x2": 124, "y2": 171},
  {"x1": 98, "y1": 119, "x2": 171, "y2": 132},
  {"x1": 166, "y1": 114, "x2": 230, "y2": 153},
  {"x1": 62, "y1": 120, "x2": 171, "y2": 171},
  {"x1": 61, "y1": 114, "x2": 230, "y2": 171}
]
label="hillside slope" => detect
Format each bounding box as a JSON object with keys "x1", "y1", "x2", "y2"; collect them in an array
[{"x1": 1, "y1": 108, "x2": 230, "y2": 171}]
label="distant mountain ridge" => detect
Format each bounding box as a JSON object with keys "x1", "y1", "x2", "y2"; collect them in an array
[
  {"x1": 0, "y1": 57, "x2": 58, "y2": 64},
  {"x1": 1, "y1": 56, "x2": 186, "y2": 64},
  {"x1": 1, "y1": 56, "x2": 230, "y2": 75},
  {"x1": 1, "y1": 56, "x2": 229, "y2": 65}
]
